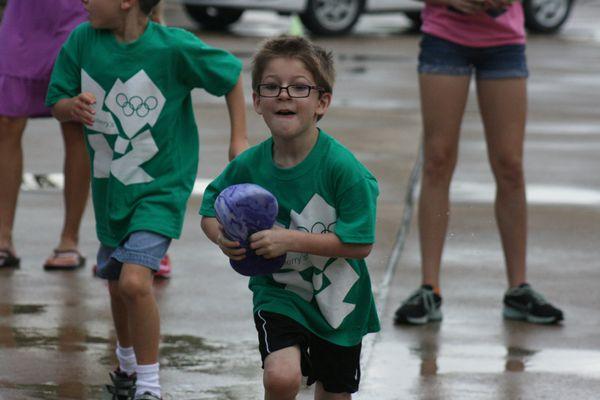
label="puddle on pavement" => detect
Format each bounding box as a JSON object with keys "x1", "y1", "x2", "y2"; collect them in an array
[
  {"x1": 0, "y1": 327, "x2": 108, "y2": 350},
  {"x1": 338, "y1": 53, "x2": 412, "y2": 63},
  {"x1": 11, "y1": 304, "x2": 47, "y2": 315},
  {"x1": 0, "y1": 382, "x2": 104, "y2": 400},
  {"x1": 0, "y1": 329, "x2": 256, "y2": 374},
  {"x1": 450, "y1": 181, "x2": 600, "y2": 206},
  {"x1": 527, "y1": 122, "x2": 600, "y2": 136},
  {"x1": 159, "y1": 334, "x2": 258, "y2": 377},
  {"x1": 1, "y1": 332, "x2": 262, "y2": 399},
  {"x1": 346, "y1": 65, "x2": 367, "y2": 75},
  {"x1": 563, "y1": 27, "x2": 600, "y2": 44},
  {"x1": 407, "y1": 343, "x2": 600, "y2": 377},
  {"x1": 175, "y1": 384, "x2": 263, "y2": 400}
]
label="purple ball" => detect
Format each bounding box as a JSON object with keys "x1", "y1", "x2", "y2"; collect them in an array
[{"x1": 214, "y1": 183, "x2": 286, "y2": 276}]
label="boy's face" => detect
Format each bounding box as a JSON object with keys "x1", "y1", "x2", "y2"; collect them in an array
[
  {"x1": 253, "y1": 57, "x2": 331, "y2": 141},
  {"x1": 81, "y1": 0, "x2": 128, "y2": 29}
]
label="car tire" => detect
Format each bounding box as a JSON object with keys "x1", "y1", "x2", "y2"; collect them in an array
[
  {"x1": 184, "y1": 5, "x2": 244, "y2": 30},
  {"x1": 300, "y1": 0, "x2": 366, "y2": 36},
  {"x1": 403, "y1": 11, "x2": 422, "y2": 30},
  {"x1": 523, "y1": 0, "x2": 573, "y2": 34}
]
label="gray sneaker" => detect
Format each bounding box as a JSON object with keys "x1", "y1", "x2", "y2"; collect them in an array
[
  {"x1": 503, "y1": 283, "x2": 564, "y2": 324},
  {"x1": 394, "y1": 285, "x2": 442, "y2": 325}
]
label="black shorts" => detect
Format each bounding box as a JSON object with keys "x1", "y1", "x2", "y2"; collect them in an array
[{"x1": 254, "y1": 310, "x2": 362, "y2": 394}]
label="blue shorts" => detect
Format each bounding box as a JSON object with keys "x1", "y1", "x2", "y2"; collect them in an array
[
  {"x1": 418, "y1": 33, "x2": 529, "y2": 80},
  {"x1": 95, "y1": 231, "x2": 171, "y2": 281}
]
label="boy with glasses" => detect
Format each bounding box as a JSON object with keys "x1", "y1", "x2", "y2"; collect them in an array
[{"x1": 200, "y1": 36, "x2": 380, "y2": 399}]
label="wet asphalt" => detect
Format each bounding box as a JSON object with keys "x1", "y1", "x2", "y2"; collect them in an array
[{"x1": 1, "y1": 2, "x2": 599, "y2": 399}]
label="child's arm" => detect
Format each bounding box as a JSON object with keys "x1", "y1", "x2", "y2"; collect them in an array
[
  {"x1": 201, "y1": 216, "x2": 247, "y2": 260},
  {"x1": 249, "y1": 228, "x2": 372, "y2": 260},
  {"x1": 52, "y1": 92, "x2": 96, "y2": 126},
  {"x1": 225, "y1": 77, "x2": 249, "y2": 161}
]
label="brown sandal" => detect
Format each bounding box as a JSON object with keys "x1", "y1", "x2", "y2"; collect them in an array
[{"x1": 43, "y1": 249, "x2": 86, "y2": 270}]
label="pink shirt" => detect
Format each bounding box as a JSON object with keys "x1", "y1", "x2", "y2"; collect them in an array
[{"x1": 421, "y1": 2, "x2": 526, "y2": 48}]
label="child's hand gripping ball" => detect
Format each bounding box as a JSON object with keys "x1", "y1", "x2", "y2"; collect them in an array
[{"x1": 214, "y1": 183, "x2": 286, "y2": 276}]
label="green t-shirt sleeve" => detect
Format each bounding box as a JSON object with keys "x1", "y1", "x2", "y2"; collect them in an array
[
  {"x1": 200, "y1": 176, "x2": 226, "y2": 218},
  {"x1": 177, "y1": 31, "x2": 242, "y2": 96},
  {"x1": 46, "y1": 26, "x2": 84, "y2": 107},
  {"x1": 334, "y1": 175, "x2": 379, "y2": 244}
]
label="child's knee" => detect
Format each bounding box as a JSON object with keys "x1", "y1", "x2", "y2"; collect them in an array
[
  {"x1": 493, "y1": 157, "x2": 524, "y2": 188},
  {"x1": 107, "y1": 280, "x2": 120, "y2": 297},
  {"x1": 118, "y1": 272, "x2": 152, "y2": 301},
  {"x1": 263, "y1": 366, "x2": 302, "y2": 398}
]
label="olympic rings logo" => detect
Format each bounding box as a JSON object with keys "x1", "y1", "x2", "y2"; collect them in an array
[
  {"x1": 115, "y1": 93, "x2": 159, "y2": 118},
  {"x1": 297, "y1": 221, "x2": 336, "y2": 234}
]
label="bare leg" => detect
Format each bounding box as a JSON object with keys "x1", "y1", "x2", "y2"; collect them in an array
[
  {"x1": 118, "y1": 263, "x2": 160, "y2": 364},
  {"x1": 476, "y1": 78, "x2": 528, "y2": 287},
  {"x1": 314, "y1": 382, "x2": 351, "y2": 400},
  {"x1": 263, "y1": 346, "x2": 302, "y2": 400},
  {"x1": 57, "y1": 122, "x2": 89, "y2": 251},
  {"x1": 0, "y1": 116, "x2": 27, "y2": 253},
  {"x1": 418, "y1": 74, "x2": 471, "y2": 289},
  {"x1": 108, "y1": 280, "x2": 132, "y2": 348}
]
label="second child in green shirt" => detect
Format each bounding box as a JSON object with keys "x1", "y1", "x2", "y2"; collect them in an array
[
  {"x1": 200, "y1": 36, "x2": 380, "y2": 399},
  {"x1": 46, "y1": 0, "x2": 248, "y2": 398}
]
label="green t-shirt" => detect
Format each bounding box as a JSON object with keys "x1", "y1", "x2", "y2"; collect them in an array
[
  {"x1": 200, "y1": 130, "x2": 380, "y2": 346},
  {"x1": 46, "y1": 22, "x2": 242, "y2": 247}
]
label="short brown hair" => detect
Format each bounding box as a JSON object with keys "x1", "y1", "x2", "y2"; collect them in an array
[
  {"x1": 252, "y1": 35, "x2": 335, "y2": 94},
  {"x1": 139, "y1": 0, "x2": 161, "y2": 15}
]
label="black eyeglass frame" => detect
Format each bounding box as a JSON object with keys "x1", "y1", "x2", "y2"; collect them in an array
[{"x1": 256, "y1": 84, "x2": 325, "y2": 98}]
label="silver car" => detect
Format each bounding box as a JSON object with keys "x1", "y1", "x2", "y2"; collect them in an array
[{"x1": 179, "y1": 0, "x2": 575, "y2": 36}]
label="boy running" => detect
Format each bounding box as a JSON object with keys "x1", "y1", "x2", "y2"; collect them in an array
[
  {"x1": 46, "y1": 0, "x2": 248, "y2": 398},
  {"x1": 200, "y1": 36, "x2": 380, "y2": 399}
]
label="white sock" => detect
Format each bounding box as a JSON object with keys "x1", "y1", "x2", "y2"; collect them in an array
[
  {"x1": 135, "y1": 362, "x2": 161, "y2": 398},
  {"x1": 116, "y1": 343, "x2": 137, "y2": 376}
]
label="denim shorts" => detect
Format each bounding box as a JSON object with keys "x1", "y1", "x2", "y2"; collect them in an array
[
  {"x1": 95, "y1": 231, "x2": 171, "y2": 280},
  {"x1": 418, "y1": 33, "x2": 529, "y2": 79}
]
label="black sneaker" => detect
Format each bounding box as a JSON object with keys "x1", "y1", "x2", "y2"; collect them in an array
[
  {"x1": 503, "y1": 283, "x2": 564, "y2": 324},
  {"x1": 106, "y1": 368, "x2": 136, "y2": 400},
  {"x1": 394, "y1": 285, "x2": 442, "y2": 325}
]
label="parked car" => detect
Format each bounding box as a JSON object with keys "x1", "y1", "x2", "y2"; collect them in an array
[{"x1": 179, "y1": 0, "x2": 575, "y2": 36}]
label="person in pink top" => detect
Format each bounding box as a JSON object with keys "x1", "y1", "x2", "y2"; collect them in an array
[
  {"x1": 0, "y1": 0, "x2": 89, "y2": 270},
  {"x1": 394, "y1": 0, "x2": 564, "y2": 325},
  {"x1": 0, "y1": 0, "x2": 173, "y2": 276}
]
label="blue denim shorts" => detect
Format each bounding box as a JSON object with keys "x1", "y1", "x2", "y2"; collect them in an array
[
  {"x1": 95, "y1": 231, "x2": 171, "y2": 280},
  {"x1": 418, "y1": 33, "x2": 529, "y2": 79}
]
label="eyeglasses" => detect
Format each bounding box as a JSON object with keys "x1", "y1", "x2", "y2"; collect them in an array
[{"x1": 257, "y1": 84, "x2": 324, "y2": 98}]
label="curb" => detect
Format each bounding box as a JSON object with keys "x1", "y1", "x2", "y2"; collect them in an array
[{"x1": 21, "y1": 173, "x2": 211, "y2": 196}]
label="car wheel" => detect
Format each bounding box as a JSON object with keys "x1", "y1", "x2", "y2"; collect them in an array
[
  {"x1": 300, "y1": 0, "x2": 365, "y2": 36},
  {"x1": 523, "y1": 0, "x2": 573, "y2": 34},
  {"x1": 184, "y1": 5, "x2": 244, "y2": 30},
  {"x1": 403, "y1": 11, "x2": 422, "y2": 30}
]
